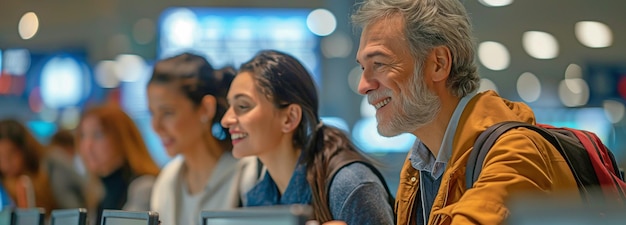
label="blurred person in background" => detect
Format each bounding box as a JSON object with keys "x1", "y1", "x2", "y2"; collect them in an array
[
  {"x1": 48, "y1": 129, "x2": 86, "y2": 175},
  {"x1": 48, "y1": 129, "x2": 77, "y2": 166},
  {"x1": 147, "y1": 53, "x2": 260, "y2": 225},
  {"x1": 76, "y1": 104, "x2": 160, "y2": 223},
  {"x1": 0, "y1": 119, "x2": 57, "y2": 213},
  {"x1": 221, "y1": 50, "x2": 395, "y2": 225},
  {"x1": 44, "y1": 129, "x2": 88, "y2": 209}
]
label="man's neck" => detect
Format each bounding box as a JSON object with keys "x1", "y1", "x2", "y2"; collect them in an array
[{"x1": 413, "y1": 96, "x2": 460, "y2": 157}]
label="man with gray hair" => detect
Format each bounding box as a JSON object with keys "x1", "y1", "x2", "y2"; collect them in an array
[{"x1": 352, "y1": 0, "x2": 579, "y2": 224}]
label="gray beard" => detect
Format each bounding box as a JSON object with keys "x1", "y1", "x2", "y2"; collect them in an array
[{"x1": 377, "y1": 68, "x2": 441, "y2": 137}]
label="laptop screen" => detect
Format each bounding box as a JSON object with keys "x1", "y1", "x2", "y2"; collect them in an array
[
  {"x1": 50, "y1": 208, "x2": 86, "y2": 225},
  {"x1": 13, "y1": 208, "x2": 43, "y2": 225},
  {"x1": 202, "y1": 205, "x2": 312, "y2": 225},
  {"x1": 0, "y1": 210, "x2": 11, "y2": 225},
  {"x1": 52, "y1": 216, "x2": 79, "y2": 225},
  {"x1": 102, "y1": 218, "x2": 151, "y2": 225},
  {"x1": 100, "y1": 210, "x2": 159, "y2": 225}
]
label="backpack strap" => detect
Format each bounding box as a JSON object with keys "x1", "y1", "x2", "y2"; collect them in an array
[
  {"x1": 465, "y1": 121, "x2": 582, "y2": 190},
  {"x1": 566, "y1": 128, "x2": 626, "y2": 202}
]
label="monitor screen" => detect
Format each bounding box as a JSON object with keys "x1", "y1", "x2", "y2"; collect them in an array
[
  {"x1": 52, "y1": 216, "x2": 79, "y2": 225},
  {"x1": 202, "y1": 205, "x2": 311, "y2": 225},
  {"x1": 0, "y1": 209, "x2": 11, "y2": 225},
  {"x1": 13, "y1": 209, "x2": 43, "y2": 225},
  {"x1": 102, "y1": 218, "x2": 149, "y2": 225},
  {"x1": 100, "y1": 210, "x2": 158, "y2": 225},
  {"x1": 51, "y1": 208, "x2": 86, "y2": 225},
  {"x1": 157, "y1": 7, "x2": 321, "y2": 86},
  {"x1": 204, "y1": 215, "x2": 300, "y2": 225},
  {"x1": 15, "y1": 216, "x2": 39, "y2": 225}
]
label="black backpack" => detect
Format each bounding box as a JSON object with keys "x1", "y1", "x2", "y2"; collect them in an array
[{"x1": 465, "y1": 121, "x2": 626, "y2": 206}]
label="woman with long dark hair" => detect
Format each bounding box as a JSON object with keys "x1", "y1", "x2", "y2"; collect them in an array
[{"x1": 221, "y1": 50, "x2": 394, "y2": 225}]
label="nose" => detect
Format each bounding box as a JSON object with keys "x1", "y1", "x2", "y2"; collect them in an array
[
  {"x1": 78, "y1": 136, "x2": 93, "y2": 157},
  {"x1": 220, "y1": 107, "x2": 235, "y2": 129},
  {"x1": 357, "y1": 70, "x2": 379, "y2": 95},
  {"x1": 150, "y1": 115, "x2": 164, "y2": 135}
]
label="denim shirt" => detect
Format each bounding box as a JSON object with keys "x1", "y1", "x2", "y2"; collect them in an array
[
  {"x1": 247, "y1": 163, "x2": 395, "y2": 225},
  {"x1": 409, "y1": 91, "x2": 476, "y2": 224},
  {"x1": 247, "y1": 164, "x2": 311, "y2": 206}
]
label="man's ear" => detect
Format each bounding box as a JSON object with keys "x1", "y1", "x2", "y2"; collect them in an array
[
  {"x1": 428, "y1": 45, "x2": 452, "y2": 82},
  {"x1": 200, "y1": 95, "x2": 217, "y2": 122},
  {"x1": 282, "y1": 104, "x2": 302, "y2": 133}
]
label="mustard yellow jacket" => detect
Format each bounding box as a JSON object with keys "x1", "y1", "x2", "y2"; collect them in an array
[{"x1": 395, "y1": 91, "x2": 579, "y2": 225}]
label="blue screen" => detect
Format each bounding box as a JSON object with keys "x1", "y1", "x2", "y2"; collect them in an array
[{"x1": 158, "y1": 7, "x2": 321, "y2": 86}]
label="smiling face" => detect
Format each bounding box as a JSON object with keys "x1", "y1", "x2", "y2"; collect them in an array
[
  {"x1": 77, "y1": 116, "x2": 125, "y2": 177},
  {"x1": 147, "y1": 83, "x2": 208, "y2": 157},
  {"x1": 220, "y1": 72, "x2": 287, "y2": 159},
  {"x1": 356, "y1": 14, "x2": 441, "y2": 136},
  {"x1": 0, "y1": 139, "x2": 26, "y2": 177}
]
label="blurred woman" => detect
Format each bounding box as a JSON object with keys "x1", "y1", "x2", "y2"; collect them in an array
[
  {"x1": 147, "y1": 53, "x2": 259, "y2": 225},
  {"x1": 221, "y1": 50, "x2": 394, "y2": 224},
  {"x1": 45, "y1": 129, "x2": 88, "y2": 209},
  {"x1": 76, "y1": 104, "x2": 160, "y2": 223},
  {"x1": 0, "y1": 119, "x2": 57, "y2": 213},
  {"x1": 48, "y1": 129, "x2": 85, "y2": 174}
]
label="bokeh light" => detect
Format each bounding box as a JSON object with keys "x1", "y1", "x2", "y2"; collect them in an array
[
  {"x1": 18, "y1": 12, "x2": 39, "y2": 40},
  {"x1": 321, "y1": 32, "x2": 352, "y2": 58},
  {"x1": 575, "y1": 21, "x2": 613, "y2": 48},
  {"x1": 306, "y1": 9, "x2": 336, "y2": 36},
  {"x1": 603, "y1": 100, "x2": 625, "y2": 123},
  {"x1": 478, "y1": 78, "x2": 499, "y2": 93},
  {"x1": 523, "y1": 31, "x2": 559, "y2": 59},
  {"x1": 478, "y1": 0, "x2": 514, "y2": 7},
  {"x1": 517, "y1": 72, "x2": 541, "y2": 102},
  {"x1": 478, "y1": 41, "x2": 510, "y2": 71}
]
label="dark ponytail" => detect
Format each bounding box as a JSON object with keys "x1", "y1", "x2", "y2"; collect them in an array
[{"x1": 306, "y1": 124, "x2": 377, "y2": 222}]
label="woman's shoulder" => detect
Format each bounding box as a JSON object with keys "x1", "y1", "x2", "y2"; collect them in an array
[
  {"x1": 124, "y1": 174, "x2": 156, "y2": 211},
  {"x1": 330, "y1": 162, "x2": 383, "y2": 189},
  {"x1": 130, "y1": 174, "x2": 157, "y2": 192},
  {"x1": 154, "y1": 157, "x2": 184, "y2": 182},
  {"x1": 327, "y1": 163, "x2": 394, "y2": 224}
]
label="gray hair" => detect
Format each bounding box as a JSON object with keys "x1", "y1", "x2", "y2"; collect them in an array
[{"x1": 352, "y1": 0, "x2": 480, "y2": 97}]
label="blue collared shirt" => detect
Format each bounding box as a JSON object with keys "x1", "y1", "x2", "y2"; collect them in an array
[
  {"x1": 409, "y1": 91, "x2": 477, "y2": 178},
  {"x1": 409, "y1": 92, "x2": 476, "y2": 224},
  {"x1": 246, "y1": 163, "x2": 312, "y2": 206}
]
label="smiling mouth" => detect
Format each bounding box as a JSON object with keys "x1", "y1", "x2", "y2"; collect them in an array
[
  {"x1": 373, "y1": 97, "x2": 391, "y2": 109},
  {"x1": 231, "y1": 133, "x2": 248, "y2": 140}
]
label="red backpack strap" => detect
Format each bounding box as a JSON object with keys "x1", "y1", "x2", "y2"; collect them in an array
[{"x1": 563, "y1": 128, "x2": 626, "y2": 204}]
